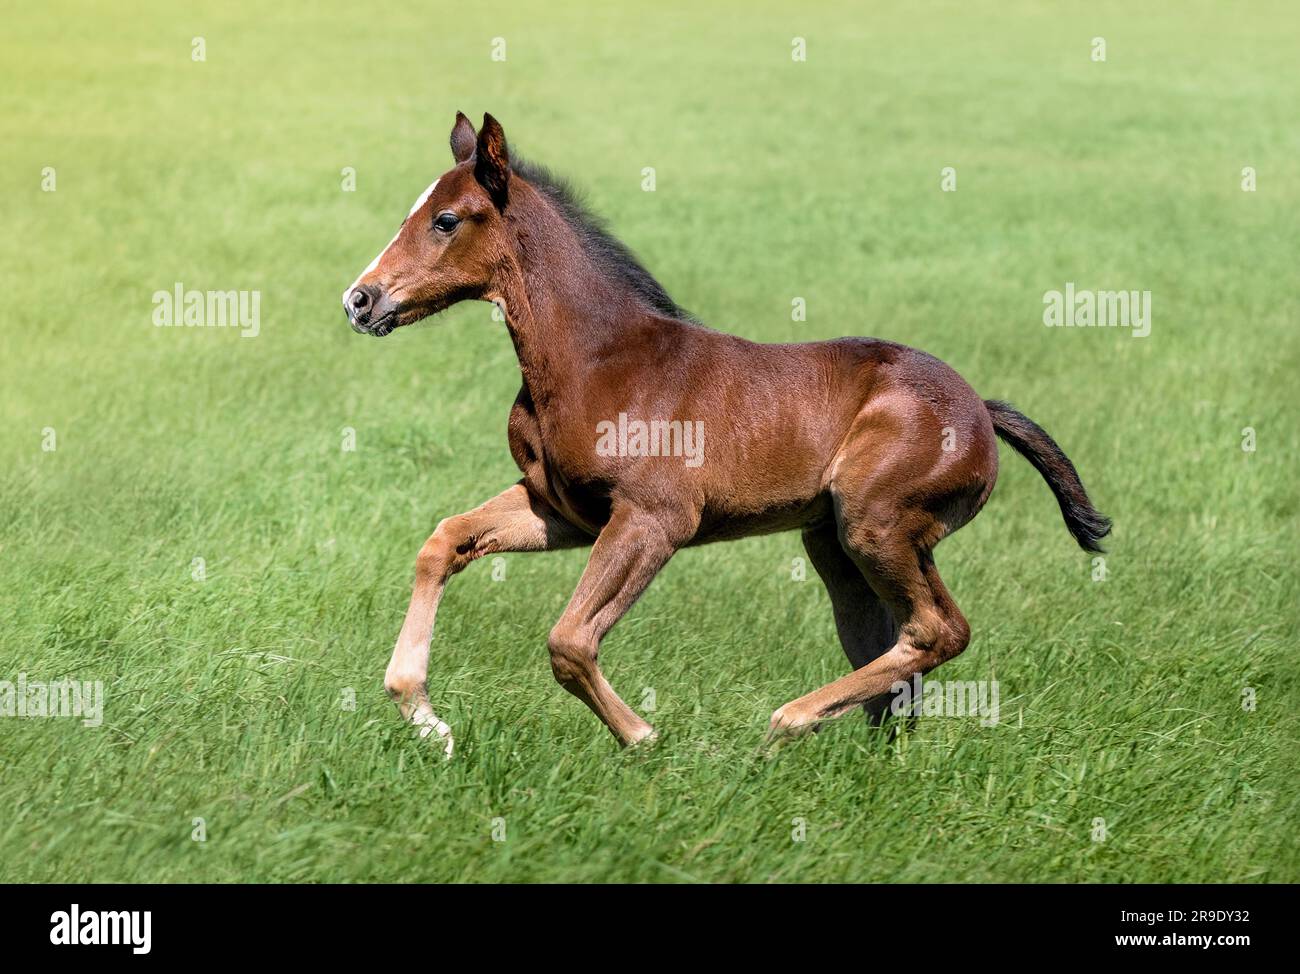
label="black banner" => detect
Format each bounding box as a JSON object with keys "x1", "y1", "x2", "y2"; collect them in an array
[{"x1": 0, "y1": 883, "x2": 1282, "y2": 960}]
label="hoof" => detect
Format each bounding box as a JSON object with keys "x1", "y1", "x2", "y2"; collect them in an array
[
  {"x1": 626, "y1": 725, "x2": 658, "y2": 748},
  {"x1": 414, "y1": 711, "x2": 455, "y2": 759},
  {"x1": 768, "y1": 706, "x2": 818, "y2": 741}
]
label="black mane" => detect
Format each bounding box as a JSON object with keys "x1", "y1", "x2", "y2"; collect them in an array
[{"x1": 510, "y1": 155, "x2": 694, "y2": 322}]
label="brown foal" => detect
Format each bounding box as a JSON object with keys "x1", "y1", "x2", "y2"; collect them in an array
[{"x1": 342, "y1": 113, "x2": 1110, "y2": 755}]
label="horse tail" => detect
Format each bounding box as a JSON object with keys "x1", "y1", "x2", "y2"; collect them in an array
[{"x1": 985, "y1": 400, "x2": 1111, "y2": 552}]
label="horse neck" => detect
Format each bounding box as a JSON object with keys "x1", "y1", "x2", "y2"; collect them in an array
[{"x1": 488, "y1": 186, "x2": 648, "y2": 408}]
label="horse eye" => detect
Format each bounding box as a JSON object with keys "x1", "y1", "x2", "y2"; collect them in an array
[{"x1": 433, "y1": 212, "x2": 460, "y2": 233}]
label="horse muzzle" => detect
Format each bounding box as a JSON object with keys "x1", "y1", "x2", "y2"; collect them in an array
[{"x1": 342, "y1": 283, "x2": 399, "y2": 336}]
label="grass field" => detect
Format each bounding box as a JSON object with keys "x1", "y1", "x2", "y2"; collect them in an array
[{"x1": 2, "y1": 0, "x2": 1297, "y2": 883}]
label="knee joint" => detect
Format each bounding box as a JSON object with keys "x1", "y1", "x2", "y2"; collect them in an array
[
  {"x1": 547, "y1": 621, "x2": 597, "y2": 687},
  {"x1": 415, "y1": 517, "x2": 467, "y2": 580}
]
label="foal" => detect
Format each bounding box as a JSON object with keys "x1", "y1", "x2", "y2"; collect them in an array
[{"x1": 342, "y1": 113, "x2": 1110, "y2": 755}]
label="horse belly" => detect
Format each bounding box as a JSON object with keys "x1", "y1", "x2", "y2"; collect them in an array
[{"x1": 690, "y1": 492, "x2": 833, "y2": 545}]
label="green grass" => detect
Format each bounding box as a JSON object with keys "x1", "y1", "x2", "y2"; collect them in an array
[{"x1": 1, "y1": 0, "x2": 1297, "y2": 883}]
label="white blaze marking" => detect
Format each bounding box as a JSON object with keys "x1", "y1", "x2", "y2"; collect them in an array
[
  {"x1": 406, "y1": 179, "x2": 439, "y2": 217},
  {"x1": 342, "y1": 178, "x2": 439, "y2": 306}
]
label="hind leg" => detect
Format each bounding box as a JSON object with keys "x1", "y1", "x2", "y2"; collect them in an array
[
  {"x1": 772, "y1": 382, "x2": 992, "y2": 737},
  {"x1": 801, "y1": 522, "x2": 900, "y2": 723},
  {"x1": 772, "y1": 533, "x2": 969, "y2": 735}
]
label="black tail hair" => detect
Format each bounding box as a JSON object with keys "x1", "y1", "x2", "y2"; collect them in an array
[{"x1": 985, "y1": 400, "x2": 1111, "y2": 553}]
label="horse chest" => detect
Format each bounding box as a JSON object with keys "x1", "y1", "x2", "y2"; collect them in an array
[{"x1": 507, "y1": 386, "x2": 609, "y2": 535}]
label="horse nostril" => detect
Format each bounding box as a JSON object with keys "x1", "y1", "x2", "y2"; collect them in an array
[{"x1": 350, "y1": 289, "x2": 371, "y2": 312}]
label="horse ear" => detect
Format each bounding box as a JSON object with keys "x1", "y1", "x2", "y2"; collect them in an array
[
  {"x1": 474, "y1": 113, "x2": 509, "y2": 210},
  {"x1": 450, "y1": 111, "x2": 477, "y2": 163}
]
